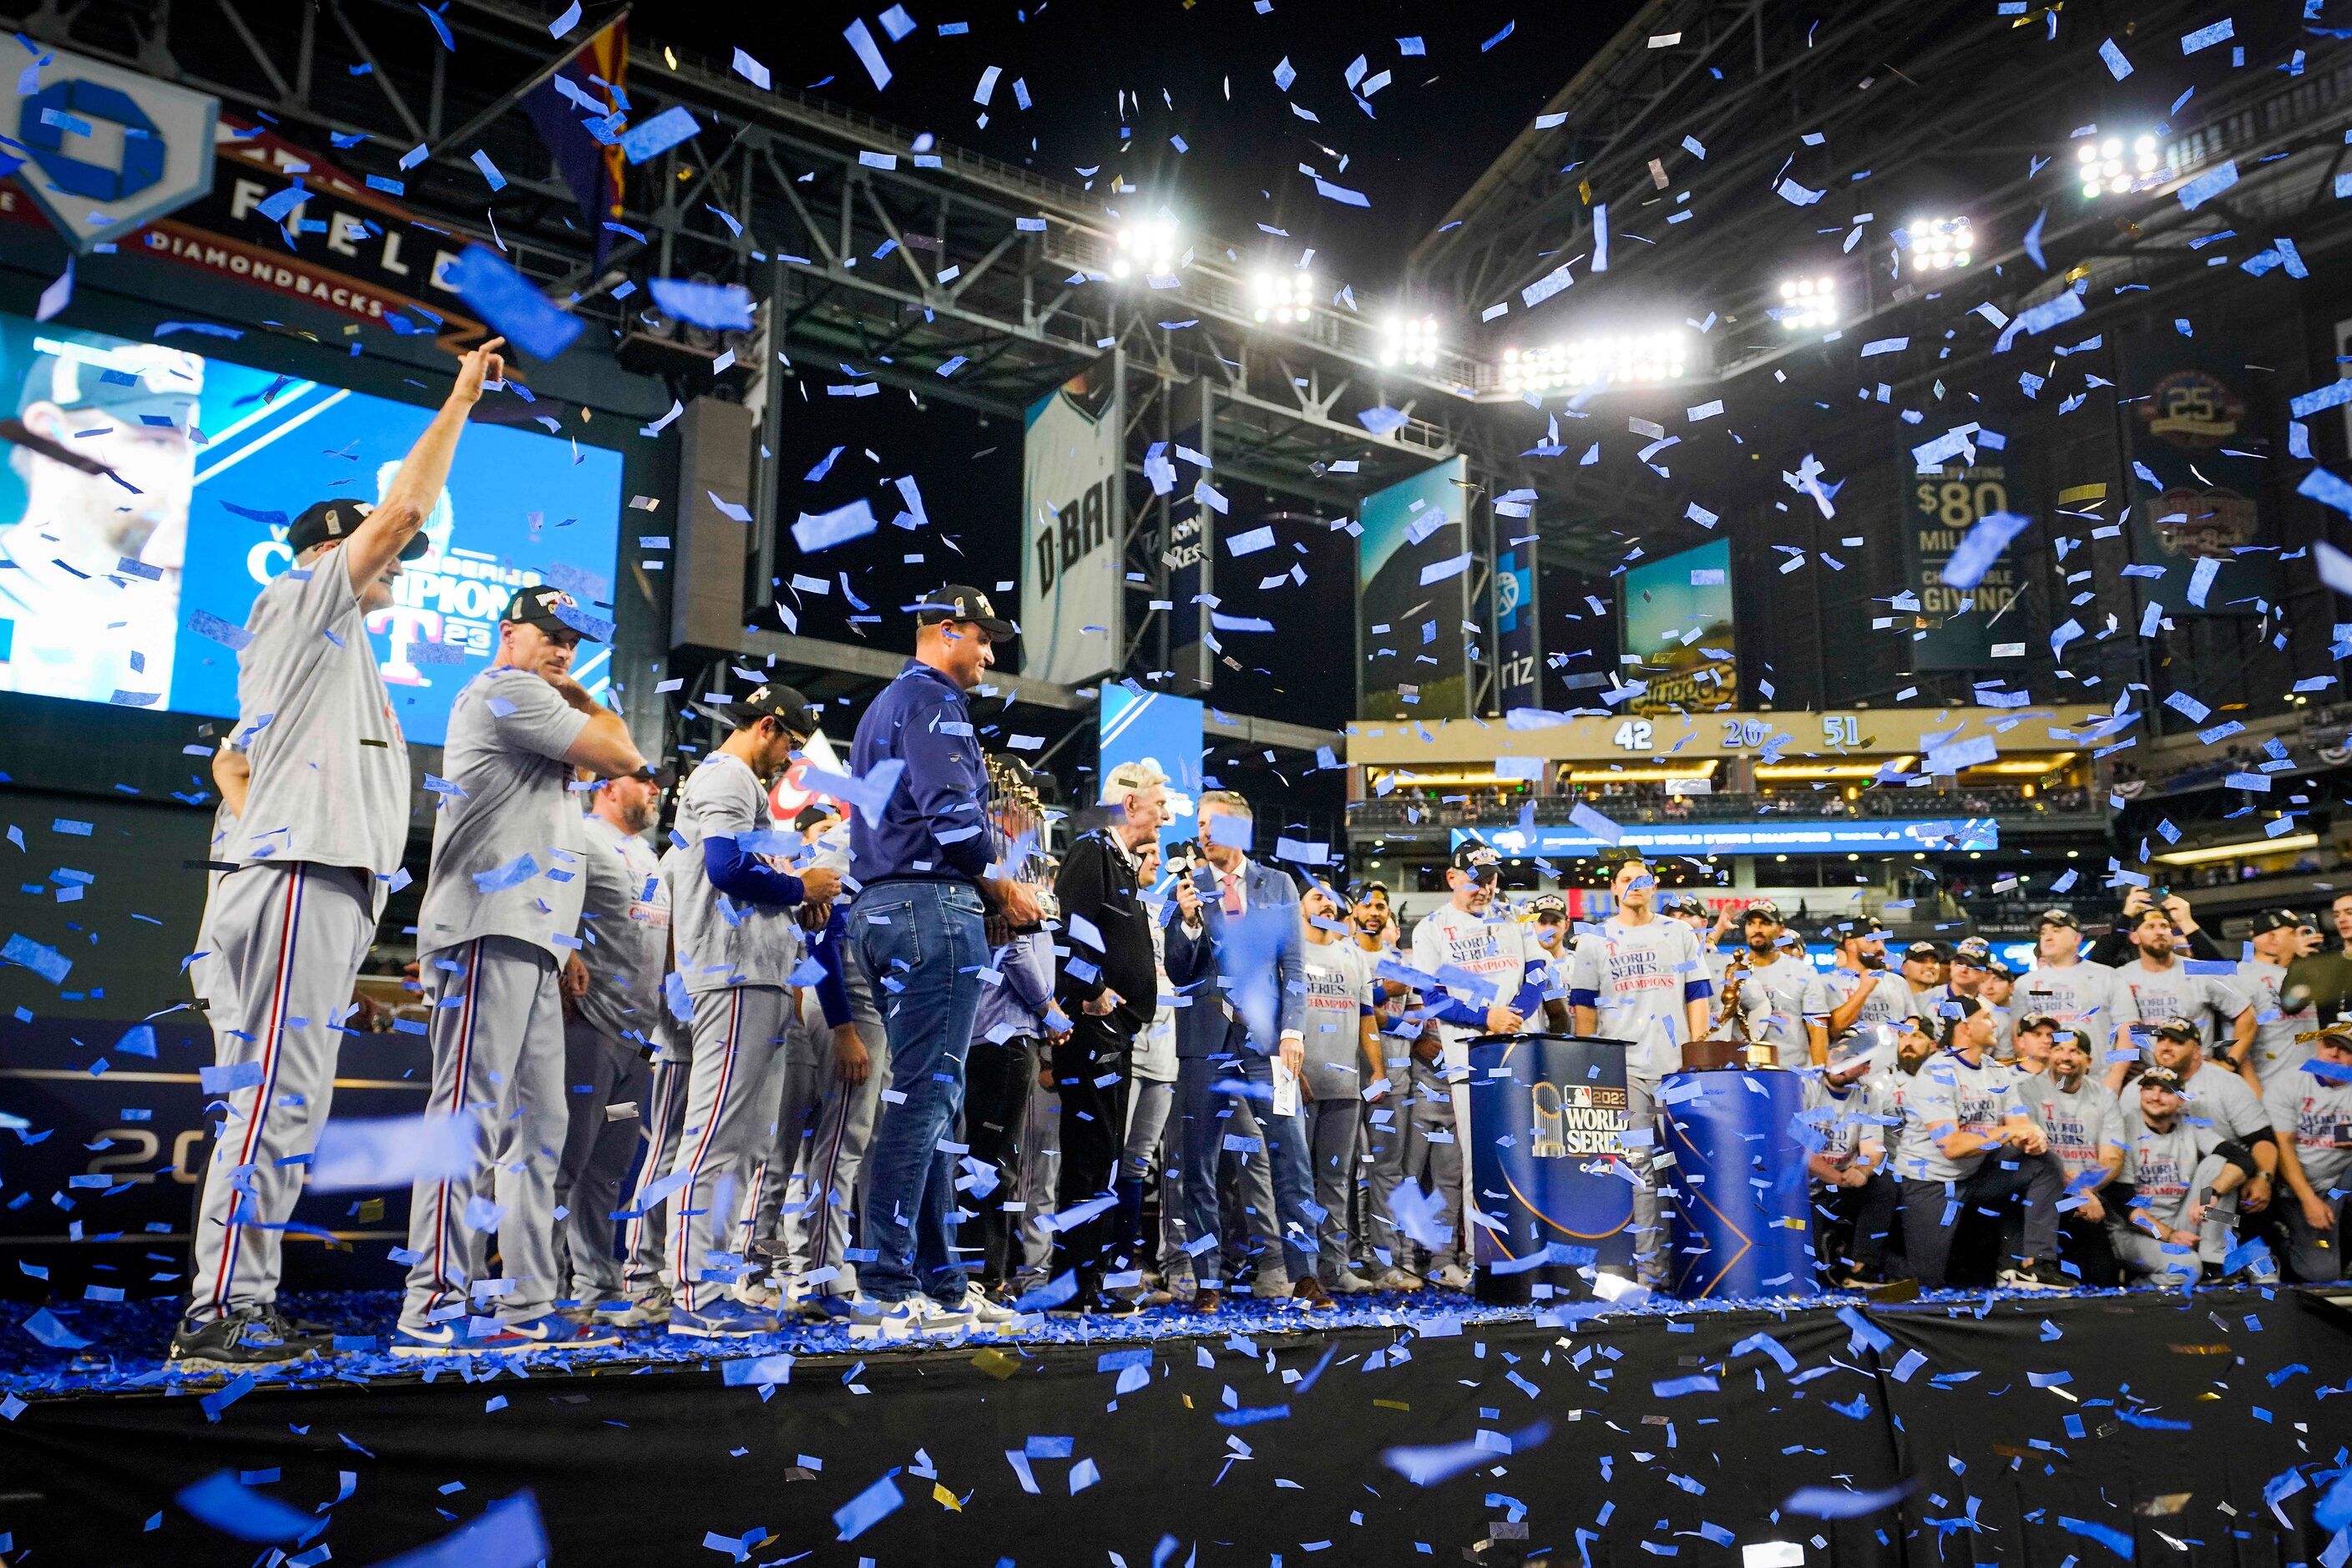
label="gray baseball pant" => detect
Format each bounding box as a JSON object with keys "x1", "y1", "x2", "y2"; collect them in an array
[
  {"x1": 399, "y1": 937, "x2": 569, "y2": 1328},
  {"x1": 665, "y1": 984, "x2": 792, "y2": 1315},
  {"x1": 553, "y1": 1014, "x2": 651, "y2": 1302},
  {"x1": 187, "y1": 862, "x2": 375, "y2": 1323}
]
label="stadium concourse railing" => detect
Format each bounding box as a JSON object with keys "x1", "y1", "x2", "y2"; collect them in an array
[{"x1": 1343, "y1": 787, "x2": 2100, "y2": 832}]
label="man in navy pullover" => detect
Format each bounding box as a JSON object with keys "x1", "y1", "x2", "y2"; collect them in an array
[{"x1": 848, "y1": 587, "x2": 1043, "y2": 1328}]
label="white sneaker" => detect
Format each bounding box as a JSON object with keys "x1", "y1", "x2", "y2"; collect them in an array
[
  {"x1": 1371, "y1": 1267, "x2": 1424, "y2": 1292},
  {"x1": 919, "y1": 1297, "x2": 977, "y2": 1337},
  {"x1": 1251, "y1": 1272, "x2": 1292, "y2": 1300},
  {"x1": 963, "y1": 1285, "x2": 1018, "y2": 1325},
  {"x1": 1325, "y1": 1269, "x2": 1378, "y2": 1296},
  {"x1": 1428, "y1": 1263, "x2": 1472, "y2": 1292}
]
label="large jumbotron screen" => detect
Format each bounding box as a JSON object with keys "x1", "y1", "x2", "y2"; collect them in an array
[{"x1": 0, "y1": 311, "x2": 625, "y2": 746}]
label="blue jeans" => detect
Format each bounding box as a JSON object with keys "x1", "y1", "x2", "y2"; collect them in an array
[
  {"x1": 1173, "y1": 1047, "x2": 1318, "y2": 1289},
  {"x1": 852, "y1": 879, "x2": 988, "y2": 1304}
]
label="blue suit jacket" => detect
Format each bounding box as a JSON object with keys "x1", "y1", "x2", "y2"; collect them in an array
[{"x1": 1162, "y1": 857, "x2": 1305, "y2": 1060}]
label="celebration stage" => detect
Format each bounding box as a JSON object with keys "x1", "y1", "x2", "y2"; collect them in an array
[{"x1": 3, "y1": 1284, "x2": 2349, "y2": 1565}]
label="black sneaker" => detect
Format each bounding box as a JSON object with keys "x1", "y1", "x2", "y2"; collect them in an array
[
  {"x1": 1996, "y1": 1259, "x2": 2071, "y2": 1292},
  {"x1": 260, "y1": 1306, "x2": 336, "y2": 1352},
  {"x1": 168, "y1": 1308, "x2": 315, "y2": 1372}
]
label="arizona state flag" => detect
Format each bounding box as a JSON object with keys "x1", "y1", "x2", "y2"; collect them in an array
[{"x1": 522, "y1": 18, "x2": 629, "y2": 263}]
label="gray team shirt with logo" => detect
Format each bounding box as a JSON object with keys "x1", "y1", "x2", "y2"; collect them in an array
[
  {"x1": 1300, "y1": 937, "x2": 1375, "y2": 1095},
  {"x1": 1733, "y1": 953, "x2": 1828, "y2": 1069},
  {"x1": 2237, "y1": 959, "x2": 2316, "y2": 1084},
  {"x1": 2016, "y1": 1071, "x2": 2124, "y2": 1183},
  {"x1": 414, "y1": 666, "x2": 591, "y2": 959},
  {"x1": 671, "y1": 751, "x2": 807, "y2": 994},
  {"x1": 233, "y1": 559, "x2": 409, "y2": 886},
  {"x1": 2111, "y1": 962, "x2": 2244, "y2": 1055},
  {"x1": 574, "y1": 812, "x2": 670, "y2": 1041},
  {"x1": 2014, "y1": 960, "x2": 2117, "y2": 1034},
  {"x1": 2266, "y1": 1067, "x2": 2352, "y2": 1191}
]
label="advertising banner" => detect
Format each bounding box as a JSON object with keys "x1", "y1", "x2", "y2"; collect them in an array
[
  {"x1": 1467, "y1": 818, "x2": 2000, "y2": 857},
  {"x1": 0, "y1": 45, "x2": 219, "y2": 251},
  {"x1": 1358, "y1": 454, "x2": 1469, "y2": 721},
  {"x1": 0, "y1": 309, "x2": 624, "y2": 746},
  {"x1": 1621, "y1": 538, "x2": 1736, "y2": 712},
  {"x1": 1901, "y1": 457, "x2": 2021, "y2": 670},
  {"x1": 1021, "y1": 362, "x2": 1122, "y2": 685},
  {"x1": 1468, "y1": 1032, "x2": 1635, "y2": 1301},
  {"x1": 2116, "y1": 335, "x2": 2279, "y2": 616},
  {"x1": 1495, "y1": 542, "x2": 1541, "y2": 712},
  {"x1": 2, "y1": 118, "x2": 487, "y2": 336}
]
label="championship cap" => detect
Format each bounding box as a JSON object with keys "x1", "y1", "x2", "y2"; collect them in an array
[
  {"x1": 1903, "y1": 939, "x2": 1941, "y2": 960},
  {"x1": 2016, "y1": 1012, "x2": 2060, "y2": 1034},
  {"x1": 2147, "y1": 1017, "x2": 2200, "y2": 1044},
  {"x1": 1832, "y1": 918, "x2": 1888, "y2": 943},
  {"x1": 290, "y1": 498, "x2": 431, "y2": 561},
  {"x1": 720, "y1": 680, "x2": 815, "y2": 737},
  {"x1": 1451, "y1": 839, "x2": 1502, "y2": 880},
  {"x1": 2137, "y1": 1066, "x2": 2185, "y2": 1094},
  {"x1": 1743, "y1": 898, "x2": 1783, "y2": 921},
  {"x1": 914, "y1": 584, "x2": 1016, "y2": 639},
  {"x1": 1951, "y1": 938, "x2": 1993, "y2": 969},
  {"x1": 1345, "y1": 878, "x2": 1390, "y2": 904},
  {"x1": 1526, "y1": 892, "x2": 1569, "y2": 919},
  {"x1": 2249, "y1": 908, "x2": 2305, "y2": 934},
  {"x1": 502, "y1": 584, "x2": 604, "y2": 641},
  {"x1": 1658, "y1": 891, "x2": 1702, "y2": 915},
  {"x1": 2037, "y1": 908, "x2": 2081, "y2": 929}
]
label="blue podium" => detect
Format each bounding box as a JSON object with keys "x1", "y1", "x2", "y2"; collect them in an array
[
  {"x1": 1659, "y1": 1068, "x2": 1818, "y2": 1300},
  {"x1": 1467, "y1": 1034, "x2": 1636, "y2": 1302}
]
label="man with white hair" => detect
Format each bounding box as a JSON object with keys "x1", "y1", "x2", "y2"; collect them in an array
[{"x1": 1050, "y1": 757, "x2": 1172, "y2": 1308}]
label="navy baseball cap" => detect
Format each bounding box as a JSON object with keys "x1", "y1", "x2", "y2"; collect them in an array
[
  {"x1": 503, "y1": 583, "x2": 605, "y2": 641},
  {"x1": 1452, "y1": 839, "x2": 1502, "y2": 880},
  {"x1": 290, "y1": 499, "x2": 431, "y2": 561},
  {"x1": 720, "y1": 681, "x2": 815, "y2": 737},
  {"x1": 914, "y1": 584, "x2": 1015, "y2": 640}
]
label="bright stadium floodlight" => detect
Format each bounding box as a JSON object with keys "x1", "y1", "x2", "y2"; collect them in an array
[
  {"x1": 1109, "y1": 218, "x2": 1181, "y2": 281},
  {"x1": 2078, "y1": 133, "x2": 2161, "y2": 198},
  {"x1": 1776, "y1": 274, "x2": 1838, "y2": 331},
  {"x1": 1250, "y1": 267, "x2": 1317, "y2": 324},
  {"x1": 1499, "y1": 328, "x2": 1687, "y2": 394},
  {"x1": 1907, "y1": 215, "x2": 1974, "y2": 270},
  {"x1": 1380, "y1": 313, "x2": 1441, "y2": 368}
]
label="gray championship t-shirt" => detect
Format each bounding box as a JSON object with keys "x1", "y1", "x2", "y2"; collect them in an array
[
  {"x1": 1891, "y1": 1050, "x2": 2025, "y2": 1183},
  {"x1": 2265, "y1": 1066, "x2": 2352, "y2": 1191},
  {"x1": 1565, "y1": 916, "x2": 1710, "y2": 1081},
  {"x1": 2016, "y1": 1070, "x2": 2124, "y2": 1184},
  {"x1": 2111, "y1": 961, "x2": 2243, "y2": 1056},
  {"x1": 1300, "y1": 936, "x2": 1375, "y2": 1098},
  {"x1": 414, "y1": 666, "x2": 591, "y2": 959},
  {"x1": 574, "y1": 812, "x2": 670, "y2": 1043},
  {"x1": 1800, "y1": 1075, "x2": 1893, "y2": 1181},
  {"x1": 670, "y1": 751, "x2": 807, "y2": 994},
  {"x1": 2237, "y1": 958, "x2": 2317, "y2": 1085},
  {"x1": 2172, "y1": 1063, "x2": 2270, "y2": 1143},
  {"x1": 1821, "y1": 967, "x2": 1918, "y2": 1055},
  {"x1": 2118, "y1": 1115, "x2": 2223, "y2": 1232},
  {"x1": 232, "y1": 559, "x2": 409, "y2": 881},
  {"x1": 2013, "y1": 959, "x2": 2117, "y2": 1035},
  {"x1": 1733, "y1": 953, "x2": 1829, "y2": 1070}
]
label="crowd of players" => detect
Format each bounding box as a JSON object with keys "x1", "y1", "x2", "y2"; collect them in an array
[{"x1": 164, "y1": 338, "x2": 2352, "y2": 1371}]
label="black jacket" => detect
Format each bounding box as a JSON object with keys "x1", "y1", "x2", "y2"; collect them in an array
[{"x1": 1053, "y1": 829, "x2": 1156, "y2": 1036}]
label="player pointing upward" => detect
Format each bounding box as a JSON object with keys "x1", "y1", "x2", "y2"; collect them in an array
[{"x1": 173, "y1": 337, "x2": 508, "y2": 1372}]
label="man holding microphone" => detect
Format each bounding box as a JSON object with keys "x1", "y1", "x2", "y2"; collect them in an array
[{"x1": 849, "y1": 588, "x2": 1042, "y2": 1333}]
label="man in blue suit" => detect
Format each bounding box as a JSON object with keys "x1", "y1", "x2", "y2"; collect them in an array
[{"x1": 1163, "y1": 790, "x2": 1331, "y2": 1312}]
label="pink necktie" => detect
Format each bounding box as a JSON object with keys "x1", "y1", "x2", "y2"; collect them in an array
[{"x1": 1221, "y1": 871, "x2": 1244, "y2": 917}]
